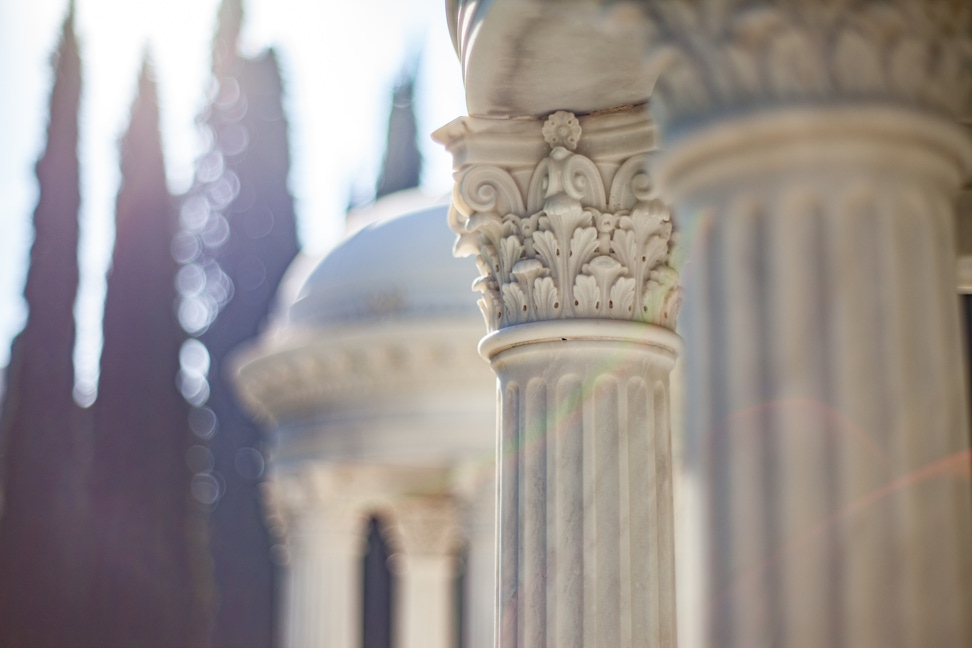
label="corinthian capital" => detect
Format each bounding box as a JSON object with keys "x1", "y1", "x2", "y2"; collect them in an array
[
  {"x1": 434, "y1": 106, "x2": 681, "y2": 333},
  {"x1": 384, "y1": 496, "x2": 463, "y2": 559},
  {"x1": 642, "y1": 0, "x2": 972, "y2": 132}
]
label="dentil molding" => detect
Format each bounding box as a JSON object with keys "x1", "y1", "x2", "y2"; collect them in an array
[
  {"x1": 232, "y1": 320, "x2": 489, "y2": 424},
  {"x1": 436, "y1": 108, "x2": 681, "y2": 333}
]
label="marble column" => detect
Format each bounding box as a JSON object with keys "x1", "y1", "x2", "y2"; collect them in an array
[
  {"x1": 455, "y1": 460, "x2": 498, "y2": 648},
  {"x1": 266, "y1": 467, "x2": 366, "y2": 648},
  {"x1": 387, "y1": 497, "x2": 463, "y2": 648},
  {"x1": 435, "y1": 106, "x2": 681, "y2": 648},
  {"x1": 645, "y1": 3, "x2": 972, "y2": 646}
]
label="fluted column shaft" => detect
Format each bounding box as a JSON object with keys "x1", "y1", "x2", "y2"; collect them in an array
[
  {"x1": 646, "y1": 2, "x2": 972, "y2": 643},
  {"x1": 284, "y1": 512, "x2": 364, "y2": 648},
  {"x1": 484, "y1": 321, "x2": 679, "y2": 648},
  {"x1": 436, "y1": 106, "x2": 682, "y2": 647},
  {"x1": 388, "y1": 497, "x2": 462, "y2": 648},
  {"x1": 265, "y1": 468, "x2": 367, "y2": 648},
  {"x1": 457, "y1": 465, "x2": 499, "y2": 648},
  {"x1": 667, "y1": 110, "x2": 972, "y2": 647}
]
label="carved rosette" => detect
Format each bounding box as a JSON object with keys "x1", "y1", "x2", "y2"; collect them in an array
[
  {"x1": 642, "y1": 0, "x2": 972, "y2": 130},
  {"x1": 449, "y1": 111, "x2": 680, "y2": 333}
]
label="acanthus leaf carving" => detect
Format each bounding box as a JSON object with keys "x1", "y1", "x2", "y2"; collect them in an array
[
  {"x1": 501, "y1": 282, "x2": 527, "y2": 327},
  {"x1": 584, "y1": 255, "x2": 626, "y2": 313},
  {"x1": 477, "y1": 294, "x2": 498, "y2": 331},
  {"x1": 511, "y1": 258, "x2": 546, "y2": 323},
  {"x1": 449, "y1": 111, "x2": 681, "y2": 333},
  {"x1": 533, "y1": 276, "x2": 561, "y2": 320},
  {"x1": 573, "y1": 274, "x2": 600, "y2": 318},
  {"x1": 610, "y1": 276, "x2": 636, "y2": 317},
  {"x1": 567, "y1": 226, "x2": 600, "y2": 284},
  {"x1": 644, "y1": 266, "x2": 682, "y2": 328},
  {"x1": 532, "y1": 230, "x2": 560, "y2": 280},
  {"x1": 643, "y1": 0, "x2": 972, "y2": 129}
]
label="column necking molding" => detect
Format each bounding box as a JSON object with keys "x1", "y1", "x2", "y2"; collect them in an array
[{"x1": 436, "y1": 107, "x2": 681, "y2": 333}]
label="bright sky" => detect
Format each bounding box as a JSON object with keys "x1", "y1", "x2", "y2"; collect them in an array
[{"x1": 0, "y1": 0, "x2": 467, "y2": 398}]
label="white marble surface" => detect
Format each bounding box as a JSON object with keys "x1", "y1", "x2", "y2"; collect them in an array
[
  {"x1": 439, "y1": 105, "x2": 682, "y2": 647},
  {"x1": 235, "y1": 202, "x2": 498, "y2": 648},
  {"x1": 650, "y1": 2, "x2": 972, "y2": 643},
  {"x1": 484, "y1": 319, "x2": 680, "y2": 648},
  {"x1": 446, "y1": 0, "x2": 655, "y2": 117}
]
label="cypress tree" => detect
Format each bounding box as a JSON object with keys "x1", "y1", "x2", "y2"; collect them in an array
[
  {"x1": 362, "y1": 516, "x2": 395, "y2": 648},
  {"x1": 0, "y1": 6, "x2": 85, "y2": 646},
  {"x1": 87, "y1": 60, "x2": 210, "y2": 648},
  {"x1": 182, "y1": 1, "x2": 299, "y2": 644},
  {"x1": 354, "y1": 72, "x2": 426, "y2": 648},
  {"x1": 375, "y1": 72, "x2": 422, "y2": 199}
]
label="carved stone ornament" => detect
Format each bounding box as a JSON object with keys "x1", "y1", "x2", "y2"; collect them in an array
[
  {"x1": 449, "y1": 111, "x2": 681, "y2": 333},
  {"x1": 383, "y1": 496, "x2": 464, "y2": 560},
  {"x1": 641, "y1": 0, "x2": 972, "y2": 131},
  {"x1": 232, "y1": 320, "x2": 489, "y2": 424}
]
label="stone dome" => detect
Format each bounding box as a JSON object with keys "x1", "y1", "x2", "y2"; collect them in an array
[
  {"x1": 288, "y1": 203, "x2": 480, "y2": 327},
  {"x1": 232, "y1": 197, "x2": 494, "y2": 437}
]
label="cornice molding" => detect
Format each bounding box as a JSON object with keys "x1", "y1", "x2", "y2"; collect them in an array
[
  {"x1": 231, "y1": 320, "x2": 491, "y2": 424},
  {"x1": 263, "y1": 462, "x2": 469, "y2": 560}
]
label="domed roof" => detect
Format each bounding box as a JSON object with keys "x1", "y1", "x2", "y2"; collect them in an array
[{"x1": 289, "y1": 203, "x2": 480, "y2": 327}]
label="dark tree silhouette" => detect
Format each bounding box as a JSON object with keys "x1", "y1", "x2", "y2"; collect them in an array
[
  {"x1": 0, "y1": 6, "x2": 86, "y2": 646},
  {"x1": 87, "y1": 61, "x2": 211, "y2": 648},
  {"x1": 181, "y1": 2, "x2": 299, "y2": 645},
  {"x1": 362, "y1": 516, "x2": 395, "y2": 648},
  {"x1": 375, "y1": 73, "x2": 422, "y2": 199}
]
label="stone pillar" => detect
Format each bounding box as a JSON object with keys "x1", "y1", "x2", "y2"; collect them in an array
[
  {"x1": 435, "y1": 106, "x2": 681, "y2": 648},
  {"x1": 387, "y1": 497, "x2": 463, "y2": 648},
  {"x1": 645, "y1": 3, "x2": 972, "y2": 646},
  {"x1": 455, "y1": 460, "x2": 498, "y2": 648},
  {"x1": 266, "y1": 467, "x2": 366, "y2": 648}
]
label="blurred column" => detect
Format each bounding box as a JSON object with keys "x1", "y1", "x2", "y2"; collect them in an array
[
  {"x1": 647, "y1": 2, "x2": 972, "y2": 646},
  {"x1": 267, "y1": 467, "x2": 366, "y2": 648},
  {"x1": 455, "y1": 460, "x2": 498, "y2": 648},
  {"x1": 435, "y1": 106, "x2": 681, "y2": 648},
  {"x1": 387, "y1": 497, "x2": 463, "y2": 648}
]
